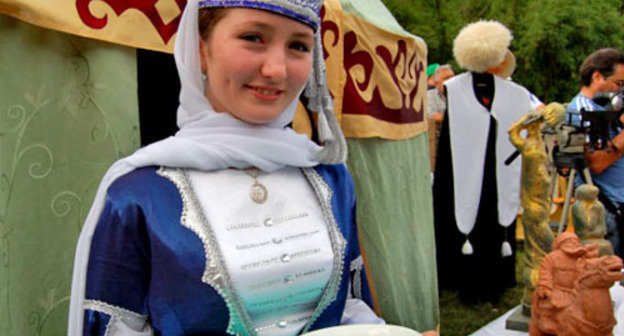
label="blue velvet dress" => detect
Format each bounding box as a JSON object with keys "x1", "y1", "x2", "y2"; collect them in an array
[{"x1": 82, "y1": 164, "x2": 374, "y2": 336}]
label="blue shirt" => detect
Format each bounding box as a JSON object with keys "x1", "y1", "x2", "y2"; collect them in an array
[{"x1": 567, "y1": 93, "x2": 624, "y2": 203}]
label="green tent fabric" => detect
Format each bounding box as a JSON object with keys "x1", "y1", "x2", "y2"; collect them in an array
[
  {"x1": 0, "y1": 15, "x2": 140, "y2": 336},
  {"x1": 339, "y1": 0, "x2": 438, "y2": 331},
  {"x1": 340, "y1": 0, "x2": 426, "y2": 44},
  {"x1": 346, "y1": 136, "x2": 438, "y2": 332}
]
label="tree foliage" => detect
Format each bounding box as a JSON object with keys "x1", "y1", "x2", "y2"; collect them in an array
[{"x1": 381, "y1": 0, "x2": 624, "y2": 102}]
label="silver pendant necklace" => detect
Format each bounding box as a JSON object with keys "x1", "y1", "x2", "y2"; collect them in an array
[{"x1": 243, "y1": 169, "x2": 268, "y2": 204}]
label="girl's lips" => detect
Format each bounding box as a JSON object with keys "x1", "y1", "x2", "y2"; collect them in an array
[{"x1": 247, "y1": 85, "x2": 283, "y2": 101}]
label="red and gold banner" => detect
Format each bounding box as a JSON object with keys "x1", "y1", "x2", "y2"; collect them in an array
[
  {"x1": 0, "y1": 0, "x2": 184, "y2": 52},
  {"x1": 296, "y1": 1, "x2": 427, "y2": 139},
  {"x1": 336, "y1": 9, "x2": 427, "y2": 139},
  {"x1": 0, "y1": 0, "x2": 427, "y2": 140}
]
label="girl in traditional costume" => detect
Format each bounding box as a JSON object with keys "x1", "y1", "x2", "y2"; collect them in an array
[{"x1": 67, "y1": 1, "x2": 383, "y2": 335}]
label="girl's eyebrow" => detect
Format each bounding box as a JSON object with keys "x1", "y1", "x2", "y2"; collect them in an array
[
  {"x1": 292, "y1": 32, "x2": 314, "y2": 40},
  {"x1": 239, "y1": 21, "x2": 313, "y2": 40},
  {"x1": 239, "y1": 21, "x2": 273, "y2": 31}
]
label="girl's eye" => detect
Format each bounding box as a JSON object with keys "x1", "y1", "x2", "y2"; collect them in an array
[
  {"x1": 290, "y1": 41, "x2": 310, "y2": 53},
  {"x1": 240, "y1": 34, "x2": 262, "y2": 43}
]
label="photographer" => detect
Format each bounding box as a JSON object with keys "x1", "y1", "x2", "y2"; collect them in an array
[{"x1": 567, "y1": 48, "x2": 624, "y2": 257}]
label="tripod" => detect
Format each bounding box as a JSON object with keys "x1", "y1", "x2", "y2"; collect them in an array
[
  {"x1": 556, "y1": 164, "x2": 593, "y2": 234},
  {"x1": 545, "y1": 121, "x2": 593, "y2": 234}
]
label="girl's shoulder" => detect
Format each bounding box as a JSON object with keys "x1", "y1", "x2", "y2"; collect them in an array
[
  {"x1": 313, "y1": 163, "x2": 353, "y2": 185},
  {"x1": 106, "y1": 166, "x2": 178, "y2": 202},
  {"x1": 312, "y1": 163, "x2": 355, "y2": 202}
]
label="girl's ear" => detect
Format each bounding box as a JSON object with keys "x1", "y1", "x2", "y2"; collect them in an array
[{"x1": 199, "y1": 39, "x2": 208, "y2": 74}]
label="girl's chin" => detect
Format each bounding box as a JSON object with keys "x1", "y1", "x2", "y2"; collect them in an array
[{"x1": 232, "y1": 112, "x2": 281, "y2": 125}]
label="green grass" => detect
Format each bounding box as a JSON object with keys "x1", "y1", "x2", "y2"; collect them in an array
[{"x1": 438, "y1": 243, "x2": 526, "y2": 336}]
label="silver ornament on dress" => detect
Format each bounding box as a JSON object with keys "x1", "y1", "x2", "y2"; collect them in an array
[{"x1": 243, "y1": 169, "x2": 268, "y2": 204}]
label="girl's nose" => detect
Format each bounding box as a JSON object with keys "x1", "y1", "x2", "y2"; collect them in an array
[{"x1": 260, "y1": 48, "x2": 287, "y2": 80}]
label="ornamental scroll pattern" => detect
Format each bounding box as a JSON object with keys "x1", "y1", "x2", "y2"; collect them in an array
[
  {"x1": 0, "y1": 81, "x2": 67, "y2": 336},
  {"x1": 320, "y1": 6, "x2": 339, "y2": 63},
  {"x1": 319, "y1": 5, "x2": 426, "y2": 134},
  {"x1": 76, "y1": 0, "x2": 187, "y2": 44},
  {"x1": 0, "y1": 16, "x2": 140, "y2": 336},
  {"x1": 342, "y1": 31, "x2": 425, "y2": 124}
]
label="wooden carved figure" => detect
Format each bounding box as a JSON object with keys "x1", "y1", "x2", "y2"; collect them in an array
[{"x1": 508, "y1": 103, "x2": 565, "y2": 313}]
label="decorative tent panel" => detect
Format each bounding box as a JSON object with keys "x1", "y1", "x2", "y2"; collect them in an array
[
  {"x1": 0, "y1": 0, "x2": 427, "y2": 140},
  {"x1": 0, "y1": 15, "x2": 140, "y2": 335},
  {"x1": 0, "y1": 0, "x2": 184, "y2": 52},
  {"x1": 346, "y1": 136, "x2": 439, "y2": 331}
]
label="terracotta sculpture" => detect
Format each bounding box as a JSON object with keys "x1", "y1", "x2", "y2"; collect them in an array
[
  {"x1": 529, "y1": 232, "x2": 623, "y2": 336},
  {"x1": 508, "y1": 103, "x2": 565, "y2": 313},
  {"x1": 572, "y1": 184, "x2": 614, "y2": 256}
]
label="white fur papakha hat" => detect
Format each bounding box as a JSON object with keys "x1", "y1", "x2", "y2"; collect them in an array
[{"x1": 453, "y1": 20, "x2": 516, "y2": 78}]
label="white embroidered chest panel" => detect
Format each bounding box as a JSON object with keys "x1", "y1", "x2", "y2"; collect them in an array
[{"x1": 188, "y1": 167, "x2": 334, "y2": 336}]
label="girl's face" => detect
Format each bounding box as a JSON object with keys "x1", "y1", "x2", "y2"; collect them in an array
[{"x1": 199, "y1": 8, "x2": 315, "y2": 125}]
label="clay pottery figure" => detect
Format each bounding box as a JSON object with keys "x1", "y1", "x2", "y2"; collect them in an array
[{"x1": 529, "y1": 232, "x2": 622, "y2": 336}]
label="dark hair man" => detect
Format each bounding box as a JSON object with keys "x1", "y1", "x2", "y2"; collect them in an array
[{"x1": 567, "y1": 48, "x2": 624, "y2": 257}]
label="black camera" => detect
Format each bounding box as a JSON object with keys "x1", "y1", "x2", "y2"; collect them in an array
[
  {"x1": 552, "y1": 91, "x2": 624, "y2": 176},
  {"x1": 579, "y1": 91, "x2": 624, "y2": 151}
]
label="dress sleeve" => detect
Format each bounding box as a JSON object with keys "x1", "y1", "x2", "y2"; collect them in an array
[
  {"x1": 341, "y1": 180, "x2": 384, "y2": 325},
  {"x1": 82, "y1": 190, "x2": 154, "y2": 336}
]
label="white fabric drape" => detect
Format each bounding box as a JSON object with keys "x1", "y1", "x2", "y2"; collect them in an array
[{"x1": 446, "y1": 73, "x2": 529, "y2": 238}]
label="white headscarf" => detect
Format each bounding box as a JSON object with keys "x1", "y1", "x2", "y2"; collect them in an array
[{"x1": 68, "y1": 1, "x2": 346, "y2": 334}]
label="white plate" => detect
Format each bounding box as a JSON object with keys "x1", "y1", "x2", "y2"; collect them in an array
[{"x1": 300, "y1": 324, "x2": 422, "y2": 336}]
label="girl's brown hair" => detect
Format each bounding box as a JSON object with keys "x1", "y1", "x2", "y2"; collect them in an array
[{"x1": 198, "y1": 8, "x2": 228, "y2": 41}]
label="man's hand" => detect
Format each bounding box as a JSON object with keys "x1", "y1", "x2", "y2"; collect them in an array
[{"x1": 586, "y1": 120, "x2": 624, "y2": 174}]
